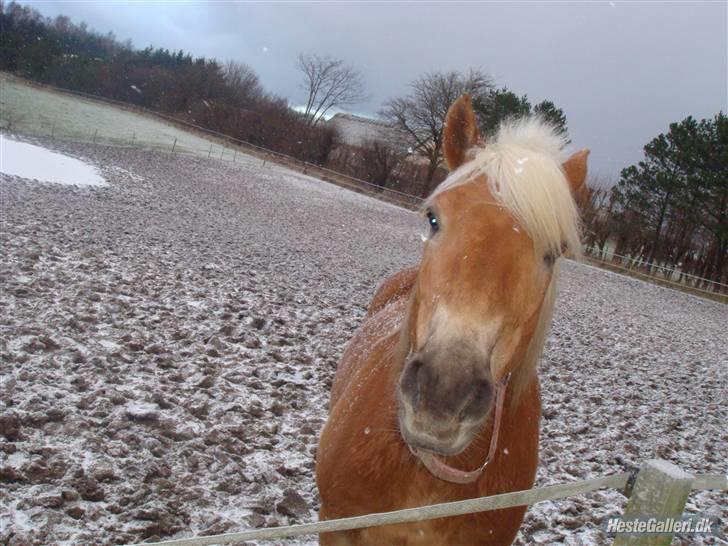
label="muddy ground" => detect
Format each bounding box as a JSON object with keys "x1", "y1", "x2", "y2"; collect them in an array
[{"x1": 1, "y1": 138, "x2": 725, "y2": 545}]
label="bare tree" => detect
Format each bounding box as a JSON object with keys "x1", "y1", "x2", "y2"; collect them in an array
[
  {"x1": 380, "y1": 69, "x2": 493, "y2": 186},
  {"x1": 296, "y1": 53, "x2": 366, "y2": 126},
  {"x1": 581, "y1": 180, "x2": 615, "y2": 254},
  {"x1": 223, "y1": 60, "x2": 263, "y2": 107}
]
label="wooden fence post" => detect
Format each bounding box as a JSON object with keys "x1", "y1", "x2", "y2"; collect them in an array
[{"x1": 613, "y1": 459, "x2": 693, "y2": 546}]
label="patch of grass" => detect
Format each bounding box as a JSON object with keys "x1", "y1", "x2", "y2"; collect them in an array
[{"x1": 0, "y1": 73, "x2": 221, "y2": 155}]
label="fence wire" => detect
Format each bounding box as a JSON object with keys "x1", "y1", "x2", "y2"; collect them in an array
[
  {"x1": 585, "y1": 247, "x2": 727, "y2": 297},
  {"x1": 2, "y1": 77, "x2": 724, "y2": 298}
]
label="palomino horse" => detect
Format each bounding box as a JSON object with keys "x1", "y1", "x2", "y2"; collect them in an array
[{"x1": 316, "y1": 94, "x2": 588, "y2": 545}]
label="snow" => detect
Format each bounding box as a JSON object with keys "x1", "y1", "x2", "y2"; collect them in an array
[
  {"x1": 0, "y1": 135, "x2": 106, "y2": 187},
  {"x1": 0, "y1": 138, "x2": 725, "y2": 546}
]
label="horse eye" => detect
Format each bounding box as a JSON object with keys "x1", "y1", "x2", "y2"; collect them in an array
[{"x1": 426, "y1": 210, "x2": 439, "y2": 234}]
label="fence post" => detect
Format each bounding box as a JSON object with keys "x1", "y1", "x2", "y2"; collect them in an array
[
  {"x1": 208, "y1": 143, "x2": 213, "y2": 158},
  {"x1": 93, "y1": 128, "x2": 98, "y2": 143},
  {"x1": 234, "y1": 149, "x2": 237, "y2": 162},
  {"x1": 612, "y1": 459, "x2": 693, "y2": 546},
  {"x1": 171, "y1": 137, "x2": 177, "y2": 154},
  {"x1": 220, "y1": 147, "x2": 224, "y2": 160}
]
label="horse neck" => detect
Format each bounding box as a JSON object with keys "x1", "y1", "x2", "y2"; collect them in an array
[{"x1": 510, "y1": 259, "x2": 560, "y2": 402}]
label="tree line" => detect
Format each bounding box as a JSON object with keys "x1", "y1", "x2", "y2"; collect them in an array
[
  {"x1": 583, "y1": 114, "x2": 727, "y2": 288},
  {"x1": 0, "y1": 1, "x2": 338, "y2": 163}
]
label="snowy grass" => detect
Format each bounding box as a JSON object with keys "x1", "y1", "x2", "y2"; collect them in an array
[
  {"x1": 0, "y1": 75, "x2": 227, "y2": 157},
  {"x1": 0, "y1": 139, "x2": 725, "y2": 546}
]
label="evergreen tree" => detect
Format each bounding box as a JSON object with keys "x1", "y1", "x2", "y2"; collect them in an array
[
  {"x1": 610, "y1": 114, "x2": 727, "y2": 283},
  {"x1": 474, "y1": 87, "x2": 531, "y2": 136},
  {"x1": 533, "y1": 100, "x2": 569, "y2": 142},
  {"x1": 472, "y1": 87, "x2": 569, "y2": 143}
]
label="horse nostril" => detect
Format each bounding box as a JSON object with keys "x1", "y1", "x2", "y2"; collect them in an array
[
  {"x1": 474, "y1": 379, "x2": 492, "y2": 405},
  {"x1": 400, "y1": 358, "x2": 424, "y2": 405}
]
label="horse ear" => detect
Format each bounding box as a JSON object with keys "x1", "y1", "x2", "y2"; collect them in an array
[
  {"x1": 561, "y1": 149, "x2": 590, "y2": 206},
  {"x1": 443, "y1": 94, "x2": 482, "y2": 171}
]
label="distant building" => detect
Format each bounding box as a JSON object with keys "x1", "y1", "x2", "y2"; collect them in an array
[{"x1": 327, "y1": 113, "x2": 410, "y2": 153}]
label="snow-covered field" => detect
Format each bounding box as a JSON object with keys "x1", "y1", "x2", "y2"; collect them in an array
[
  {"x1": 0, "y1": 75, "x2": 227, "y2": 157},
  {"x1": 0, "y1": 136, "x2": 726, "y2": 546}
]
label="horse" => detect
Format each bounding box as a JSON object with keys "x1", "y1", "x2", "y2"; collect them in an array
[{"x1": 315, "y1": 94, "x2": 588, "y2": 545}]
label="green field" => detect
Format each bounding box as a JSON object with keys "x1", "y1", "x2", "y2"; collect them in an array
[{"x1": 0, "y1": 74, "x2": 239, "y2": 158}]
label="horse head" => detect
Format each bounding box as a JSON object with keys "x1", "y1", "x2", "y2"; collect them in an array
[{"x1": 398, "y1": 94, "x2": 588, "y2": 475}]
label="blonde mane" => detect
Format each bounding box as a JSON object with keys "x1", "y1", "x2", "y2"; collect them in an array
[{"x1": 429, "y1": 116, "x2": 582, "y2": 259}]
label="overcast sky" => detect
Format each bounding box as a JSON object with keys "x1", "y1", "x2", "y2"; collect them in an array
[{"x1": 28, "y1": 1, "x2": 727, "y2": 181}]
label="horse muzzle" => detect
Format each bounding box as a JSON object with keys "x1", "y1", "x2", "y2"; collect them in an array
[
  {"x1": 398, "y1": 354, "x2": 511, "y2": 484},
  {"x1": 397, "y1": 348, "x2": 495, "y2": 457}
]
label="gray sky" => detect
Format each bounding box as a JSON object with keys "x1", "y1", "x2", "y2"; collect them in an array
[{"x1": 29, "y1": 1, "x2": 728, "y2": 182}]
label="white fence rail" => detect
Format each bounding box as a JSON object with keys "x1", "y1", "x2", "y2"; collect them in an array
[
  {"x1": 585, "y1": 247, "x2": 727, "y2": 298},
  {"x1": 125, "y1": 461, "x2": 726, "y2": 546}
]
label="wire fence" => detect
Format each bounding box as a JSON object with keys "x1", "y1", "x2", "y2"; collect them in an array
[
  {"x1": 584, "y1": 247, "x2": 727, "y2": 299},
  {"x1": 124, "y1": 461, "x2": 726, "y2": 546},
  {"x1": 6, "y1": 116, "x2": 425, "y2": 210},
  {"x1": 2, "y1": 75, "x2": 725, "y2": 301},
  {"x1": 1, "y1": 75, "x2": 425, "y2": 210}
]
